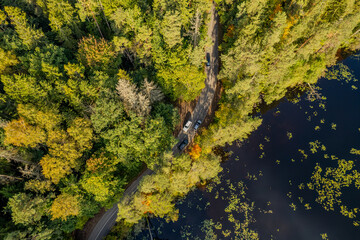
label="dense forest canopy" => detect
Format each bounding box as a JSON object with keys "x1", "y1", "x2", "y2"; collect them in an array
[
  {"x1": 0, "y1": 0, "x2": 359, "y2": 239},
  {"x1": 199, "y1": 0, "x2": 360, "y2": 150}
]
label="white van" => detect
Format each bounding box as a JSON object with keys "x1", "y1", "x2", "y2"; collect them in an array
[{"x1": 183, "y1": 121, "x2": 192, "y2": 133}]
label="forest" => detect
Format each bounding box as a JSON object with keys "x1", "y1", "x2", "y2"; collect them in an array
[{"x1": 0, "y1": 0, "x2": 359, "y2": 239}]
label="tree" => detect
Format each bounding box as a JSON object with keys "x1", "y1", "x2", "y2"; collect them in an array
[
  {"x1": 81, "y1": 172, "x2": 120, "y2": 203},
  {"x1": 55, "y1": 77, "x2": 98, "y2": 112},
  {"x1": 152, "y1": 103, "x2": 179, "y2": 129},
  {"x1": 0, "y1": 147, "x2": 33, "y2": 166},
  {"x1": 152, "y1": 45, "x2": 206, "y2": 101},
  {"x1": 4, "y1": 117, "x2": 46, "y2": 148},
  {"x1": 160, "y1": 11, "x2": 182, "y2": 48},
  {"x1": 76, "y1": 0, "x2": 104, "y2": 37},
  {"x1": 39, "y1": 155, "x2": 72, "y2": 184},
  {"x1": 46, "y1": 130, "x2": 82, "y2": 162},
  {"x1": 141, "y1": 117, "x2": 173, "y2": 168},
  {"x1": 111, "y1": 5, "x2": 153, "y2": 60},
  {"x1": 101, "y1": 116, "x2": 143, "y2": 162},
  {"x1": 116, "y1": 78, "x2": 151, "y2": 117},
  {"x1": 24, "y1": 179, "x2": 54, "y2": 194},
  {"x1": 117, "y1": 199, "x2": 143, "y2": 225},
  {"x1": 77, "y1": 36, "x2": 117, "y2": 70},
  {"x1": 40, "y1": 129, "x2": 84, "y2": 184},
  {"x1": 0, "y1": 9, "x2": 7, "y2": 29},
  {"x1": 4, "y1": 227, "x2": 56, "y2": 240},
  {"x1": 17, "y1": 104, "x2": 61, "y2": 131},
  {"x1": 1, "y1": 74, "x2": 48, "y2": 104},
  {"x1": 141, "y1": 79, "x2": 164, "y2": 104},
  {"x1": 0, "y1": 48, "x2": 19, "y2": 74},
  {"x1": 85, "y1": 154, "x2": 113, "y2": 172},
  {"x1": 26, "y1": 43, "x2": 67, "y2": 81},
  {"x1": 90, "y1": 95, "x2": 125, "y2": 133},
  {"x1": 4, "y1": 6, "x2": 45, "y2": 49},
  {"x1": 50, "y1": 193, "x2": 81, "y2": 220},
  {"x1": 0, "y1": 174, "x2": 22, "y2": 185},
  {"x1": 67, "y1": 117, "x2": 93, "y2": 151},
  {"x1": 189, "y1": 144, "x2": 202, "y2": 159},
  {"x1": 46, "y1": 0, "x2": 81, "y2": 47},
  {"x1": 7, "y1": 193, "x2": 49, "y2": 226},
  {"x1": 18, "y1": 164, "x2": 42, "y2": 179}
]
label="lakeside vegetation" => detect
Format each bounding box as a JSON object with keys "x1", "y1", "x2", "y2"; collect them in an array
[{"x1": 0, "y1": 0, "x2": 359, "y2": 239}]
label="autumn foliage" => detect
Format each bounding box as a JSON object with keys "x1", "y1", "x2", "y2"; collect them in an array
[
  {"x1": 4, "y1": 117, "x2": 46, "y2": 148},
  {"x1": 50, "y1": 193, "x2": 80, "y2": 220},
  {"x1": 189, "y1": 144, "x2": 202, "y2": 159},
  {"x1": 77, "y1": 36, "x2": 116, "y2": 68}
]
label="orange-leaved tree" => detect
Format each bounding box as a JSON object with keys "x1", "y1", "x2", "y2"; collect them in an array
[{"x1": 189, "y1": 144, "x2": 202, "y2": 160}]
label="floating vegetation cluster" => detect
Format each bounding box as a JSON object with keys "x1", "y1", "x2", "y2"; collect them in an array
[{"x1": 305, "y1": 159, "x2": 360, "y2": 225}]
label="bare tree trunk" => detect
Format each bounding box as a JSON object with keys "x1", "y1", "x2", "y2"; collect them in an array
[
  {"x1": 351, "y1": 29, "x2": 360, "y2": 38},
  {"x1": 0, "y1": 148, "x2": 33, "y2": 166},
  {"x1": 18, "y1": 164, "x2": 42, "y2": 179},
  {"x1": 124, "y1": 49, "x2": 135, "y2": 66},
  {"x1": 90, "y1": 10, "x2": 104, "y2": 38},
  {"x1": 0, "y1": 174, "x2": 22, "y2": 184},
  {"x1": 97, "y1": 0, "x2": 111, "y2": 31},
  {"x1": 81, "y1": 1, "x2": 104, "y2": 38},
  {"x1": 146, "y1": 217, "x2": 153, "y2": 240},
  {"x1": 296, "y1": 35, "x2": 315, "y2": 52},
  {"x1": 193, "y1": 9, "x2": 201, "y2": 47},
  {"x1": 306, "y1": 83, "x2": 322, "y2": 100}
]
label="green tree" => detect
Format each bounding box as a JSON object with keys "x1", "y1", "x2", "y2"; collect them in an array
[
  {"x1": 4, "y1": 6, "x2": 45, "y2": 49},
  {"x1": 160, "y1": 11, "x2": 182, "y2": 48},
  {"x1": 1, "y1": 74, "x2": 48, "y2": 104},
  {"x1": 7, "y1": 193, "x2": 50, "y2": 226},
  {"x1": 111, "y1": 5, "x2": 153, "y2": 60},
  {"x1": 81, "y1": 172, "x2": 120, "y2": 203},
  {"x1": 46, "y1": 0, "x2": 81, "y2": 47},
  {"x1": 90, "y1": 95, "x2": 125, "y2": 133}
]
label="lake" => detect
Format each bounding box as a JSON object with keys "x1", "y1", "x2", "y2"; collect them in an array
[{"x1": 133, "y1": 54, "x2": 360, "y2": 240}]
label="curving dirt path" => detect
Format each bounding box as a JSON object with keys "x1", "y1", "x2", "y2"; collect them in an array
[{"x1": 86, "y1": 4, "x2": 219, "y2": 240}]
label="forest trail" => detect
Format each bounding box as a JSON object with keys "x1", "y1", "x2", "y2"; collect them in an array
[{"x1": 86, "y1": 4, "x2": 220, "y2": 240}]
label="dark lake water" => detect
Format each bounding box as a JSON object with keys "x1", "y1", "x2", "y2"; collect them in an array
[{"x1": 134, "y1": 54, "x2": 360, "y2": 240}]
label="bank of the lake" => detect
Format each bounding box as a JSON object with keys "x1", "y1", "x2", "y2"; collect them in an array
[{"x1": 131, "y1": 55, "x2": 360, "y2": 240}]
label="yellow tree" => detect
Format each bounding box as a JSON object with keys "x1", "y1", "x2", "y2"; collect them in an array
[
  {"x1": 17, "y1": 104, "x2": 61, "y2": 130},
  {"x1": 46, "y1": 130, "x2": 82, "y2": 163},
  {"x1": 81, "y1": 173, "x2": 118, "y2": 203},
  {"x1": 40, "y1": 120, "x2": 93, "y2": 184},
  {"x1": 40, "y1": 129, "x2": 82, "y2": 184},
  {"x1": 50, "y1": 193, "x2": 81, "y2": 220},
  {"x1": 24, "y1": 179, "x2": 54, "y2": 194},
  {"x1": 39, "y1": 155, "x2": 72, "y2": 184},
  {"x1": 0, "y1": 48, "x2": 19, "y2": 74},
  {"x1": 67, "y1": 117, "x2": 93, "y2": 150},
  {"x1": 4, "y1": 117, "x2": 46, "y2": 148}
]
